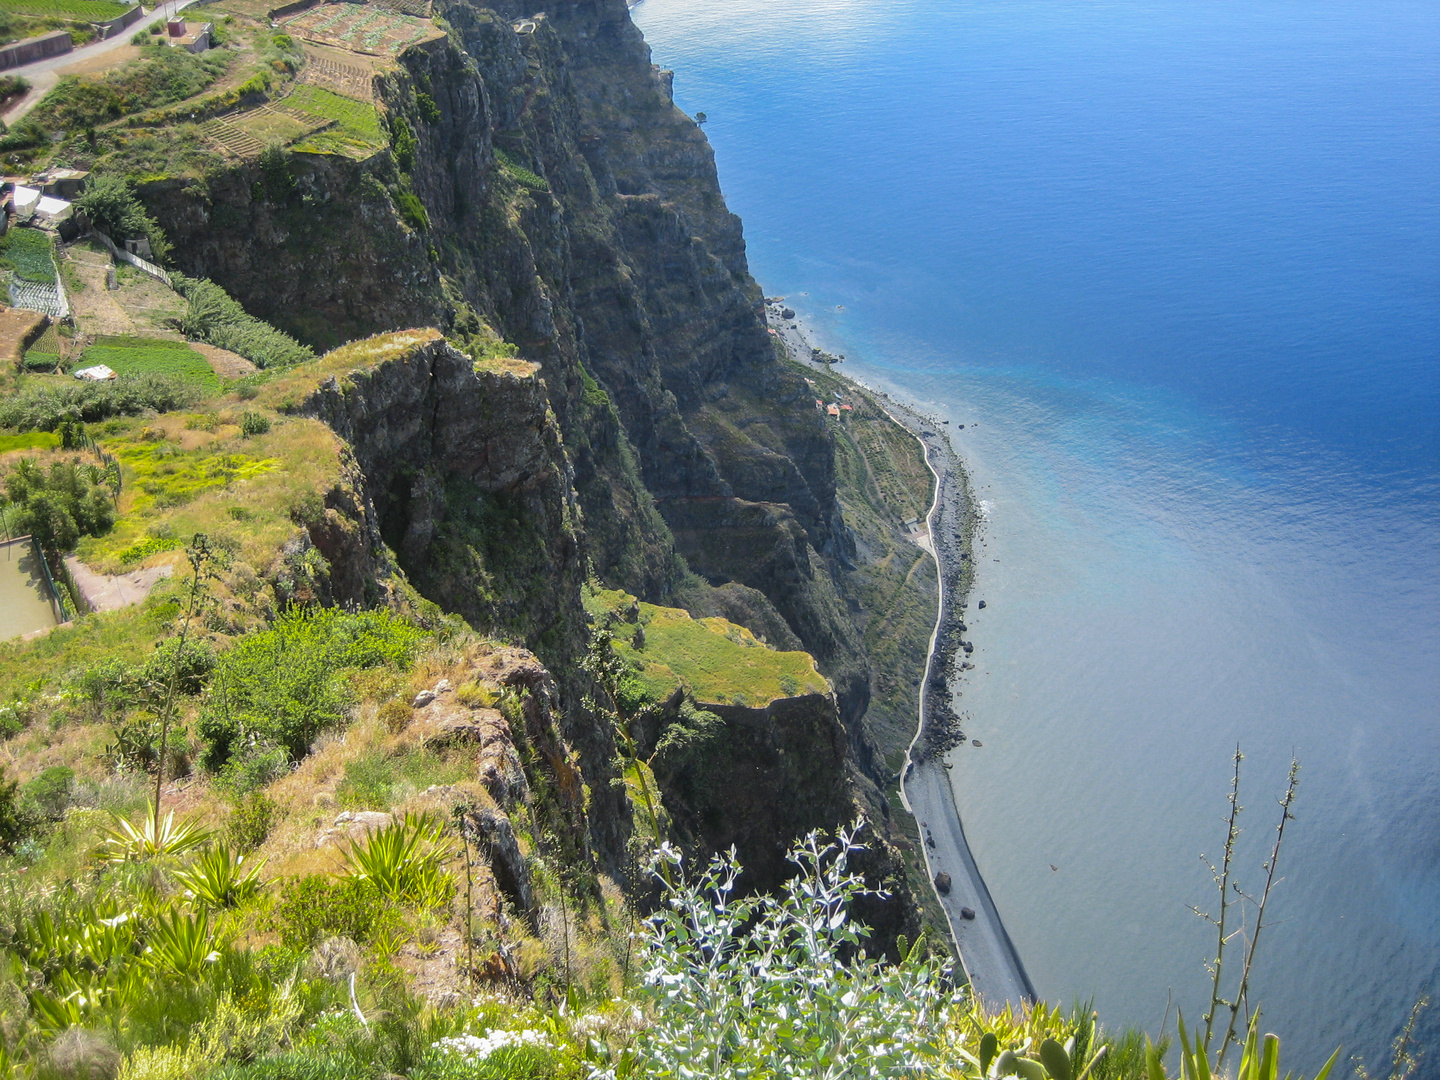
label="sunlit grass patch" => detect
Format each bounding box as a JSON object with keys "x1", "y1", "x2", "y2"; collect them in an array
[
  {"x1": 258, "y1": 327, "x2": 442, "y2": 407},
  {"x1": 78, "y1": 338, "x2": 220, "y2": 392},
  {"x1": 285, "y1": 84, "x2": 386, "y2": 158},
  {"x1": 74, "y1": 413, "x2": 342, "y2": 574},
  {"x1": 585, "y1": 586, "x2": 828, "y2": 706}
]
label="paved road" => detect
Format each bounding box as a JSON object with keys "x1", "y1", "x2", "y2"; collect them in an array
[
  {"x1": 768, "y1": 301, "x2": 1036, "y2": 1007},
  {"x1": 2, "y1": 0, "x2": 200, "y2": 125}
]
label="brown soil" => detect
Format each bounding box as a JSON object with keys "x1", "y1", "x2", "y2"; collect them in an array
[
  {"x1": 191, "y1": 341, "x2": 256, "y2": 378},
  {"x1": 0, "y1": 307, "x2": 47, "y2": 365}
]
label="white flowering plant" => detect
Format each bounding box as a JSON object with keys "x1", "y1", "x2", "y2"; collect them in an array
[{"x1": 596, "y1": 826, "x2": 955, "y2": 1080}]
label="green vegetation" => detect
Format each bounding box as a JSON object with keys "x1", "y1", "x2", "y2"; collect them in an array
[
  {"x1": 285, "y1": 84, "x2": 387, "y2": 157},
  {"x1": 3, "y1": 454, "x2": 116, "y2": 550},
  {"x1": 0, "y1": 430, "x2": 59, "y2": 453},
  {"x1": 176, "y1": 275, "x2": 315, "y2": 370},
  {"x1": 78, "y1": 337, "x2": 220, "y2": 392},
  {"x1": 390, "y1": 113, "x2": 416, "y2": 170},
  {"x1": 0, "y1": 0, "x2": 128, "y2": 19},
  {"x1": 493, "y1": 147, "x2": 548, "y2": 192},
  {"x1": 29, "y1": 40, "x2": 231, "y2": 132},
  {"x1": 0, "y1": 373, "x2": 201, "y2": 430},
  {"x1": 73, "y1": 173, "x2": 172, "y2": 263},
  {"x1": 197, "y1": 607, "x2": 425, "y2": 768},
  {"x1": 585, "y1": 585, "x2": 828, "y2": 706},
  {"x1": 0, "y1": 226, "x2": 56, "y2": 283}
]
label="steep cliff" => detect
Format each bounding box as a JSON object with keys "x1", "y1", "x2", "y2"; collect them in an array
[{"x1": 131, "y1": 0, "x2": 910, "y2": 928}]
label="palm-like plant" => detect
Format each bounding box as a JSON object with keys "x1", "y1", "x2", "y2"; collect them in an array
[
  {"x1": 97, "y1": 802, "x2": 213, "y2": 863},
  {"x1": 342, "y1": 811, "x2": 451, "y2": 904},
  {"x1": 144, "y1": 907, "x2": 221, "y2": 980},
  {"x1": 174, "y1": 844, "x2": 270, "y2": 910}
]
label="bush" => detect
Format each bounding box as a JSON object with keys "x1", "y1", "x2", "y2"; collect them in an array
[
  {"x1": 174, "y1": 275, "x2": 314, "y2": 370},
  {"x1": 5, "y1": 456, "x2": 115, "y2": 550},
  {"x1": 19, "y1": 765, "x2": 73, "y2": 824},
  {"x1": 197, "y1": 608, "x2": 426, "y2": 768},
  {"x1": 225, "y1": 791, "x2": 277, "y2": 851},
  {"x1": 72, "y1": 174, "x2": 172, "y2": 264},
  {"x1": 271, "y1": 873, "x2": 382, "y2": 948},
  {"x1": 395, "y1": 189, "x2": 428, "y2": 232},
  {"x1": 0, "y1": 372, "x2": 201, "y2": 431},
  {"x1": 241, "y1": 411, "x2": 270, "y2": 437},
  {"x1": 415, "y1": 92, "x2": 440, "y2": 124},
  {"x1": 0, "y1": 764, "x2": 26, "y2": 851},
  {"x1": 390, "y1": 115, "x2": 416, "y2": 171}
]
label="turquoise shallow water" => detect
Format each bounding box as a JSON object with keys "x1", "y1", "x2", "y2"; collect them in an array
[{"x1": 632, "y1": 0, "x2": 1440, "y2": 1070}]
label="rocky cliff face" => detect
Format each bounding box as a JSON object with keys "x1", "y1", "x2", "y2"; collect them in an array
[{"x1": 138, "y1": 0, "x2": 911, "y2": 933}]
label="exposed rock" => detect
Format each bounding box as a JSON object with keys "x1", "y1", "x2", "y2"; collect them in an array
[
  {"x1": 934, "y1": 871, "x2": 952, "y2": 895},
  {"x1": 412, "y1": 690, "x2": 437, "y2": 708},
  {"x1": 464, "y1": 806, "x2": 533, "y2": 914}
]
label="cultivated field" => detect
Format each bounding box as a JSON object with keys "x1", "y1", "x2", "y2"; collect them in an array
[
  {"x1": 279, "y1": 3, "x2": 440, "y2": 57},
  {"x1": 0, "y1": 0, "x2": 128, "y2": 20},
  {"x1": 76, "y1": 336, "x2": 220, "y2": 391}
]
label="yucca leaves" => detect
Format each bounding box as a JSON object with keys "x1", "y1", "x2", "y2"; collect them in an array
[
  {"x1": 96, "y1": 801, "x2": 213, "y2": 863},
  {"x1": 144, "y1": 907, "x2": 221, "y2": 979},
  {"x1": 341, "y1": 811, "x2": 451, "y2": 904},
  {"x1": 1162, "y1": 1010, "x2": 1340, "y2": 1080},
  {"x1": 174, "y1": 844, "x2": 270, "y2": 909}
]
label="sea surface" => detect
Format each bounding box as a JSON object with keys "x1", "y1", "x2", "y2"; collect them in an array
[{"x1": 631, "y1": 0, "x2": 1440, "y2": 1070}]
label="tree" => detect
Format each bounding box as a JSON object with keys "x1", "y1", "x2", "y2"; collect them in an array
[{"x1": 73, "y1": 175, "x2": 172, "y2": 264}]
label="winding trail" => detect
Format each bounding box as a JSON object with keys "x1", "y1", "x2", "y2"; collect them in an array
[{"x1": 770, "y1": 309, "x2": 1034, "y2": 1007}]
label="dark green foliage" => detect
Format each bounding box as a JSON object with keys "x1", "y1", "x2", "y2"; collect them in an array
[
  {"x1": 271, "y1": 873, "x2": 381, "y2": 948},
  {"x1": 174, "y1": 275, "x2": 314, "y2": 370},
  {"x1": 19, "y1": 765, "x2": 73, "y2": 823},
  {"x1": 0, "y1": 373, "x2": 200, "y2": 431},
  {"x1": 395, "y1": 189, "x2": 428, "y2": 231},
  {"x1": 0, "y1": 227, "x2": 56, "y2": 282},
  {"x1": 415, "y1": 91, "x2": 440, "y2": 124},
  {"x1": 5, "y1": 456, "x2": 115, "y2": 550},
  {"x1": 197, "y1": 608, "x2": 425, "y2": 768},
  {"x1": 0, "y1": 764, "x2": 25, "y2": 851},
  {"x1": 650, "y1": 699, "x2": 724, "y2": 777},
  {"x1": 22, "y1": 351, "x2": 60, "y2": 371},
  {"x1": 254, "y1": 145, "x2": 296, "y2": 202},
  {"x1": 0, "y1": 116, "x2": 49, "y2": 152},
  {"x1": 72, "y1": 173, "x2": 172, "y2": 263},
  {"x1": 241, "y1": 411, "x2": 271, "y2": 437},
  {"x1": 390, "y1": 114, "x2": 416, "y2": 171}
]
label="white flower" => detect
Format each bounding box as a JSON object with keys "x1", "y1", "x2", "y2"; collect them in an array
[{"x1": 433, "y1": 1028, "x2": 550, "y2": 1063}]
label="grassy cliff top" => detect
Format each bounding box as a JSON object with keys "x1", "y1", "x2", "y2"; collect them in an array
[{"x1": 584, "y1": 586, "x2": 828, "y2": 707}]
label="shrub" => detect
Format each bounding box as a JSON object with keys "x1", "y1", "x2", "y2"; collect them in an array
[
  {"x1": 396, "y1": 189, "x2": 428, "y2": 231},
  {"x1": 174, "y1": 844, "x2": 270, "y2": 909},
  {"x1": 341, "y1": 812, "x2": 451, "y2": 905},
  {"x1": 241, "y1": 411, "x2": 270, "y2": 437},
  {"x1": 197, "y1": 608, "x2": 426, "y2": 768},
  {"x1": 390, "y1": 115, "x2": 416, "y2": 171},
  {"x1": 415, "y1": 92, "x2": 440, "y2": 124},
  {"x1": 19, "y1": 765, "x2": 74, "y2": 824},
  {"x1": 4, "y1": 456, "x2": 115, "y2": 550},
  {"x1": 0, "y1": 764, "x2": 26, "y2": 852},
  {"x1": 73, "y1": 175, "x2": 172, "y2": 264},
  {"x1": 174, "y1": 276, "x2": 314, "y2": 370},
  {"x1": 97, "y1": 801, "x2": 213, "y2": 862},
  {"x1": 225, "y1": 791, "x2": 277, "y2": 851},
  {"x1": 271, "y1": 874, "x2": 382, "y2": 948}
]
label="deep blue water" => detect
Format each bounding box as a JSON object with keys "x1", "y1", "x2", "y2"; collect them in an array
[{"x1": 632, "y1": 0, "x2": 1440, "y2": 1070}]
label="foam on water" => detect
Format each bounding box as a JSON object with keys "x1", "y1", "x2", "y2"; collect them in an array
[{"x1": 634, "y1": 0, "x2": 1440, "y2": 1070}]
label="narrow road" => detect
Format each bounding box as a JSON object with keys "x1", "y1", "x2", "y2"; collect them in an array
[
  {"x1": 2, "y1": 0, "x2": 199, "y2": 125},
  {"x1": 768, "y1": 301, "x2": 1036, "y2": 1008}
]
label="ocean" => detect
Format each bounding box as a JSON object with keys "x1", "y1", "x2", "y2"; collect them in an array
[{"x1": 630, "y1": 0, "x2": 1440, "y2": 1071}]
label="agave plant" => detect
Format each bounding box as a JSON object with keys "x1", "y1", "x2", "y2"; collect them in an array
[
  {"x1": 144, "y1": 907, "x2": 221, "y2": 980},
  {"x1": 174, "y1": 844, "x2": 271, "y2": 910},
  {"x1": 1144, "y1": 1011, "x2": 1340, "y2": 1080},
  {"x1": 97, "y1": 802, "x2": 213, "y2": 863},
  {"x1": 342, "y1": 811, "x2": 452, "y2": 904}
]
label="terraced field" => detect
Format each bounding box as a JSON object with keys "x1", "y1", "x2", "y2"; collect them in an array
[
  {"x1": 0, "y1": 0, "x2": 128, "y2": 19},
  {"x1": 76, "y1": 337, "x2": 220, "y2": 391},
  {"x1": 279, "y1": 3, "x2": 440, "y2": 56},
  {"x1": 285, "y1": 83, "x2": 384, "y2": 157}
]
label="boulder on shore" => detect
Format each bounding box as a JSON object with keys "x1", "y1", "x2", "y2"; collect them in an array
[{"x1": 934, "y1": 871, "x2": 952, "y2": 895}]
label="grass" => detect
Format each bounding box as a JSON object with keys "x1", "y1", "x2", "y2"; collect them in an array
[
  {"x1": 77, "y1": 337, "x2": 220, "y2": 392},
  {"x1": 0, "y1": 0, "x2": 128, "y2": 19},
  {"x1": 284, "y1": 85, "x2": 386, "y2": 158},
  {"x1": 0, "y1": 228, "x2": 56, "y2": 284},
  {"x1": 586, "y1": 586, "x2": 829, "y2": 707},
  {"x1": 0, "y1": 430, "x2": 59, "y2": 453},
  {"x1": 256, "y1": 328, "x2": 443, "y2": 407},
  {"x1": 73, "y1": 411, "x2": 341, "y2": 574},
  {"x1": 29, "y1": 41, "x2": 231, "y2": 131}
]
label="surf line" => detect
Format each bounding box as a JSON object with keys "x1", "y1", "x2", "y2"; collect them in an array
[{"x1": 886, "y1": 402, "x2": 1036, "y2": 1008}]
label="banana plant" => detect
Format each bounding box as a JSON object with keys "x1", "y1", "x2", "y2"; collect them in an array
[
  {"x1": 1143, "y1": 1011, "x2": 1340, "y2": 1080},
  {"x1": 97, "y1": 801, "x2": 213, "y2": 863},
  {"x1": 174, "y1": 844, "x2": 271, "y2": 909}
]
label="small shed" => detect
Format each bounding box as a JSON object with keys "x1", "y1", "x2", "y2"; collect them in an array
[
  {"x1": 826, "y1": 404, "x2": 841, "y2": 418},
  {"x1": 74, "y1": 365, "x2": 117, "y2": 381}
]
